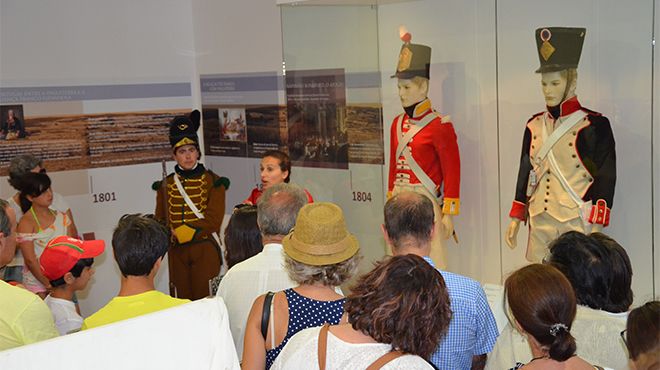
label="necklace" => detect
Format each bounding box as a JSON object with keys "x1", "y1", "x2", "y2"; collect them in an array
[{"x1": 529, "y1": 355, "x2": 549, "y2": 363}]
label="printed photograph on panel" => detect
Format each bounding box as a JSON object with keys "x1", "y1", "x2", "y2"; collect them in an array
[
  {"x1": 0, "y1": 105, "x2": 26, "y2": 141},
  {"x1": 286, "y1": 69, "x2": 349, "y2": 169},
  {"x1": 220, "y1": 108, "x2": 247, "y2": 142},
  {"x1": 202, "y1": 106, "x2": 247, "y2": 157},
  {"x1": 0, "y1": 109, "x2": 185, "y2": 175},
  {"x1": 246, "y1": 105, "x2": 285, "y2": 158}
]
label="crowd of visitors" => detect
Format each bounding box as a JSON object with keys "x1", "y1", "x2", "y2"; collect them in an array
[{"x1": 0, "y1": 152, "x2": 655, "y2": 370}]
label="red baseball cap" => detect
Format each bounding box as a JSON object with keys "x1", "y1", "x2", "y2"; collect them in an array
[{"x1": 40, "y1": 236, "x2": 105, "y2": 281}]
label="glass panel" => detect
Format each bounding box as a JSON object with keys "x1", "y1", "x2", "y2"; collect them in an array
[{"x1": 281, "y1": 5, "x2": 385, "y2": 272}]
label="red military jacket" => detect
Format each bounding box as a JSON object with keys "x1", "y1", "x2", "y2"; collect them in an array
[{"x1": 388, "y1": 98, "x2": 461, "y2": 215}]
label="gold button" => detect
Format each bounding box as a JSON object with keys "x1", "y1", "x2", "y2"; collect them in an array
[
  {"x1": 569, "y1": 142, "x2": 573, "y2": 147},
  {"x1": 572, "y1": 131, "x2": 577, "y2": 136},
  {"x1": 576, "y1": 164, "x2": 580, "y2": 168},
  {"x1": 572, "y1": 154, "x2": 576, "y2": 158}
]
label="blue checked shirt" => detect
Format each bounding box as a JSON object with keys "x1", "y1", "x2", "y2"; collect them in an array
[{"x1": 423, "y1": 256, "x2": 499, "y2": 370}]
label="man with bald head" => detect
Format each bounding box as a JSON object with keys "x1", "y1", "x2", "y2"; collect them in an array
[
  {"x1": 217, "y1": 183, "x2": 308, "y2": 357},
  {"x1": 0, "y1": 199, "x2": 58, "y2": 350},
  {"x1": 382, "y1": 191, "x2": 498, "y2": 370}
]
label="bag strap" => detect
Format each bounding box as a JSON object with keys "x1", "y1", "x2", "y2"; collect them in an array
[
  {"x1": 261, "y1": 291, "x2": 275, "y2": 339},
  {"x1": 366, "y1": 350, "x2": 405, "y2": 370},
  {"x1": 317, "y1": 323, "x2": 330, "y2": 370}
]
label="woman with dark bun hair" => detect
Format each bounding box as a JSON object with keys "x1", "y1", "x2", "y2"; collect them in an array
[
  {"x1": 623, "y1": 301, "x2": 660, "y2": 370},
  {"x1": 272, "y1": 254, "x2": 451, "y2": 369},
  {"x1": 243, "y1": 150, "x2": 313, "y2": 205},
  {"x1": 505, "y1": 264, "x2": 607, "y2": 370}
]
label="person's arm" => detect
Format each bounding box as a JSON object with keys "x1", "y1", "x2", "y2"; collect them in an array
[
  {"x1": 471, "y1": 354, "x2": 487, "y2": 370},
  {"x1": 506, "y1": 125, "x2": 533, "y2": 248},
  {"x1": 65, "y1": 209, "x2": 78, "y2": 238},
  {"x1": 472, "y1": 285, "x2": 500, "y2": 369},
  {"x1": 433, "y1": 120, "x2": 461, "y2": 217},
  {"x1": 582, "y1": 116, "x2": 616, "y2": 227},
  {"x1": 17, "y1": 219, "x2": 50, "y2": 288},
  {"x1": 242, "y1": 294, "x2": 267, "y2": 370},
  {"x1": 509, "y1": 126, "x2": 533, "y2": 221}
]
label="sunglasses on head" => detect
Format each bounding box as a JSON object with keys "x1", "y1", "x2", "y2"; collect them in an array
[{"x1": 232, "y1": 203, "x2": 254, "y2": 213}]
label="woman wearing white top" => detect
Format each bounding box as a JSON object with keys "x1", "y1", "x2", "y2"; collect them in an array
[
  {"x1": 17, "y1": 172, "x2": 74, "y2": 297},
  {"x1": 3, "y1": 154, "x2": 78, "y2": 283},
  {"x1": 272, "y1": 254, "x2": 452, "y2": 370}
]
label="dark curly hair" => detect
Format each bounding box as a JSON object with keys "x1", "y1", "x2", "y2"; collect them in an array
[
  {"x1": 546, "y1": 231, "x2": 611, "y2": 310},
  {"x1": 345, "y1": 254, "x2": 451, "y2": 359},
  {"x1": 589, "y1": 232, "x2": 633, "y2": 313}
]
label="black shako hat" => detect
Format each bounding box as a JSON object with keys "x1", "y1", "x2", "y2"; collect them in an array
[
  {"x1": 535, "y1": 27, "x2": 586, "y2": 73},
  {"x1": 169, "y1": 110, "x2": 201, "y2": 150},
  {"x1": 392, "y1": 32, "x2": 431, "y2": 80}
]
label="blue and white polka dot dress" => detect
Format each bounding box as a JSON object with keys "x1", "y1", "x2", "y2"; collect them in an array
[{"x1": 265, "y1": 288, "x2": 345, "y2": 369}]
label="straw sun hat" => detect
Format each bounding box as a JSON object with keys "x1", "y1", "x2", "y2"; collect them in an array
[{"x1": 282, "y1": 202, "x2": 359, "y2": 266}]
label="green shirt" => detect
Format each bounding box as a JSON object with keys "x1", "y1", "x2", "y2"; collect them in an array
[
  {"x1": 0, "y1": 280, "x2": 59, "y2": 350},
  {"x1": 82, "y1": 290, "x2": 189, "y2": 330}
]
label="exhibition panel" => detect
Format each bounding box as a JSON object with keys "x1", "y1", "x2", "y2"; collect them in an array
[{"x1": 280, "y1": 5, "x2": 387, "y2": 273}]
